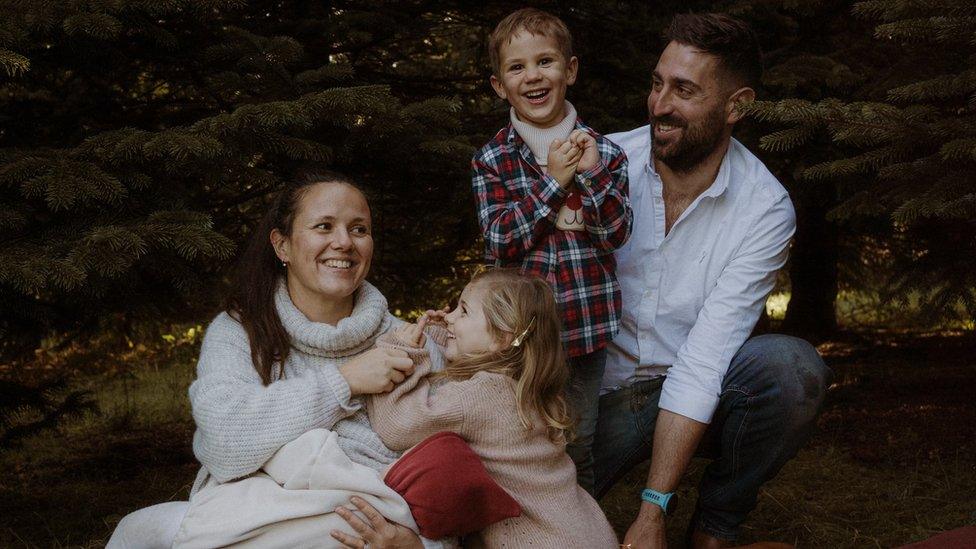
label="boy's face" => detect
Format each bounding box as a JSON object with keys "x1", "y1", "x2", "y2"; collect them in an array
[{"x1": 490, "y1": 30, "x2": 578, "y2": 129}]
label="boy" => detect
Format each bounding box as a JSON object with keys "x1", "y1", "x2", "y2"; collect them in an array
[{"x1": 471, "y1": 7, "x2": 632, "y2": 495}]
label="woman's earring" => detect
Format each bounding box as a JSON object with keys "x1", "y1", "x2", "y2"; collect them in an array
[{"x1": 281, "y1": 260, "x2": 288, "y2": 268}]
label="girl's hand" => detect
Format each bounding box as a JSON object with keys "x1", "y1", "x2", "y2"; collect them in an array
[
  {"x1": 331, "y1": 496, "x2": 423, "y2": 549},
  {"x1": 423, "y1": 305, "x2": 451, "y2": 327},
  {"x1": 569, "y1": 129, "x2": 600, "y2": 173},
  {"x1": 339, "y1": 348, "x2": 415, "y2": 395},
  {"x1": 395, "y1": 315, "x2": 429, "y2": 348}
]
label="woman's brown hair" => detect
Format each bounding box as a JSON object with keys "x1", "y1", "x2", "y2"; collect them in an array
[
  {"x1": 438, "y1": 268, "x2": 573, "y2": 443},
  {"x1": 224, "y1": 171, "x2": 362, "y2": 385}
]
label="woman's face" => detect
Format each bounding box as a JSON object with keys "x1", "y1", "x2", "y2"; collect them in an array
[
  {"x1": 443, "y1": 283, "x2": 503, "y2": 361},
  {"x1": 272, "y1": 182, "x2": 373, "y2": 319}
]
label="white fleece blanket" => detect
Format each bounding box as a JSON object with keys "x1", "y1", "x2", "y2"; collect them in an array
[{"x1": 173, "y1": 429, "x2": 417, "y2": 549}]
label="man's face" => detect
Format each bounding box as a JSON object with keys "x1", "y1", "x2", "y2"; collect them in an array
[{"x1": 647, "y1": 41, "x2": 733, "y2": 173}]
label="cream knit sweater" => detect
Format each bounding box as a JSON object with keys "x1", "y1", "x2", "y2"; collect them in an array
[
  {"x1": 368, "y1": 328, "x2": 618, "y2": 549},
  {"x1": 188, "y1": 280, "x2": 398, "y2": 493}
]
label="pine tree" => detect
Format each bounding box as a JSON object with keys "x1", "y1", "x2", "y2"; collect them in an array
[
  {"x1": 745, "y1": 0, "x2": 976, "y2": 324},
  {"x1": 0, "y1": 377, "x2": 95, "y2": 449},
  {"x1": 0, "y1": 0, "x2": 471, "y2": 354}
]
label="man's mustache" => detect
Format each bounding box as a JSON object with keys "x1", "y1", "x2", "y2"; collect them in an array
[{"x1": 649, "y1": 114, "x2": 687, "y2": 128}]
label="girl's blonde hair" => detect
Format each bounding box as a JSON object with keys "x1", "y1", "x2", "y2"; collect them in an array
[{"x1": 439, "y1": 268, "x2": 572, "y2": 443}]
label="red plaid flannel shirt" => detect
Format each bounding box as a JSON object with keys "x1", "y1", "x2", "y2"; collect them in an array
[{"x1": 471, "y1": 121, "x2": 632, "y2": 357}]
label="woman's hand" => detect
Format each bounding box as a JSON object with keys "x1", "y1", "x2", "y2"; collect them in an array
[
  {"x1": 395, "y1": 315, "x2": 428, "y2": 348},
  {"x1": 339, "y1": 348, "x2": 414, "y2": 396},
  {"x1": 331, "y1": 496, "x2": 424, "y2": 549}
]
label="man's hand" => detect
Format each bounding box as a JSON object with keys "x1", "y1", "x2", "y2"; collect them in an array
[
  {"x1": 623, "y1": 503, "x2": 667, "y2": 549},
  {"x1": 339, "y1": 347, "x2": 414, "y2": 395},
  {"x1": 547, "y1": 138, "x2": 582, "y2": 190},
  {"x1": 625, "y1": 409, "x2": 708, "y2": 548},
  {"x1": 569, "y1": 129, "x2": 600, "y2": 173},
  {"x1": 394, "y1": 315, "x2": 428, "y2": 348}
]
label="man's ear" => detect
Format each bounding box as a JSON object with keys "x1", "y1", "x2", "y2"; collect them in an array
[
  {"x1": 726, "y1": 86, "x2": 755, "y2": 124},
  {"x1": 489, "y1": 74, "x2": 508, "y2": 100},
  {"x1": 270, "y1": 229, "x2": 289, "y2": 264}
]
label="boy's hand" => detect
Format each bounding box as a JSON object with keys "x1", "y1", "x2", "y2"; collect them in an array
[
  {"x1": 569, "y1": 129, "x2": 600, "y2": 173},
  {"x1": 547, "y1": 138, "x2": 582, "y2": 190},
  {"x1": 395, "y1": 315, "x2": 429, "y2": 348}
]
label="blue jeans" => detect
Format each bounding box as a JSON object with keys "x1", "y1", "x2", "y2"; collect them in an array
[
  {"x1": 592, "y1": 334, "x2": 831, "y2": 541},
  {"x1": 565, "y1": 347, "x2": 607, "y2": 495}
]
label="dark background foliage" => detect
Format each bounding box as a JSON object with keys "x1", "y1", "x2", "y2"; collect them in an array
[
  {"x1": 1, "y1": 2, "x2": 974, "y2": 547},
  {"x1": 1, "y1": 0, "x2": 973, "y2": 455}
]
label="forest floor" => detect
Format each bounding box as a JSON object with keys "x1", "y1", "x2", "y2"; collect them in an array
[{"x1": 1, "y1": 329, "x2": 974, "y2": 548}]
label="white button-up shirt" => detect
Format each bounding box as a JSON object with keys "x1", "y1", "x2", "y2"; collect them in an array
[{"x1": 602, "y1": 125, "x2": 796, "y2": 424}]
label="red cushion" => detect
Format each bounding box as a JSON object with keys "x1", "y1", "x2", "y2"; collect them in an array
[
  {"x1": 896, "y1": 526, "x2": 976, "y2": 548},
  {"x1": 384, "y1": 431, "x2": 521, "y2": 539}
]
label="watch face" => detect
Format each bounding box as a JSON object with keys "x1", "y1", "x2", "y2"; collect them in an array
[{"x1": 664, "y1": 495, "x2": 677, "y2": 515}]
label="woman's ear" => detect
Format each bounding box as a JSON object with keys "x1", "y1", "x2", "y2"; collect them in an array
[
  {"x1": 270, "y1": 229, "x2": 290, "y2": 264},
  {"x1": 726, "y1": 86, "x2": 756, "y2": 124}
]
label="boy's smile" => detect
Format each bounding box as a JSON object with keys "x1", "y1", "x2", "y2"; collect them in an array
[{"x1": 490, "y1": 31, "x2": 578, "y2": 129}]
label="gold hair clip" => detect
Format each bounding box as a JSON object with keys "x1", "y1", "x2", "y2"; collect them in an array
[{"x1": 511, "y1": 316, "x2": 536, "y2": 347}]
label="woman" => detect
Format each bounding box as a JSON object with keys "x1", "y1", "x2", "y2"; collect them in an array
[{"x1": 108, "y1": 172, "x2": 427, "y2": 548}]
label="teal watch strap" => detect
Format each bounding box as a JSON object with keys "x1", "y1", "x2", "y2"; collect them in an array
[{"x1": 641, "y1": 488, "x2": 675, "y2": 515}]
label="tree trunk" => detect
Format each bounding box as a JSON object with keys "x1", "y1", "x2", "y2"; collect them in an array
[{"x1": 782, "y1": 186, "x2": 839, "y2": 340}]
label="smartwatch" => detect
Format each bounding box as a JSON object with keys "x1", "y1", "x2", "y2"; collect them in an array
[{"x1": 641, "y1": 488, "x2": 676, "y2": 515}]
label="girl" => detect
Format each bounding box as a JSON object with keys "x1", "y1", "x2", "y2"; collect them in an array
[{"x1": 365, "y1": 268, "x2": 618, "y2": 549}]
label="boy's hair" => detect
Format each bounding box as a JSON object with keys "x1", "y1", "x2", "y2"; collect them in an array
[
  {"x1": 663, "y1": 13, "x2": 762, "y2": 89},
  {"x1": 439, "y1": 268, "x2": 572, "y2": 443},
  {"x1": 488, "y1": 8, "x2": 573, "y2": 76}
]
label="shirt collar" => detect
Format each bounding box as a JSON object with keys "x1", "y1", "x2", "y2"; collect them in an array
[{"x1": 644, "y1": 133, "x2": 735, "y2": 199}]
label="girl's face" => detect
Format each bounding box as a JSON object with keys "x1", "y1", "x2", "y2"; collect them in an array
[{"x1": 443, "y1": 283, "x2": 504, "y2": 361}]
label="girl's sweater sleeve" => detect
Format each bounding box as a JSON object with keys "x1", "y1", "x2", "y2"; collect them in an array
[
  {"x1": 367, "y1": 329, "x2": 467, "y2": 451},
  {"x1": 188, "y1": 313, "x2": 359, "y2": 483}
]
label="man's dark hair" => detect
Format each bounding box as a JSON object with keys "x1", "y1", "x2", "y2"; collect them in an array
[{"x1": 663, "y1": 13, "x2": 763, "y2": 89}]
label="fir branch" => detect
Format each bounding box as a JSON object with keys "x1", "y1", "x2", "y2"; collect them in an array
[
  {"x1": 759, "y1": 126, "x2": 818, "y2": 152},
  {"x1": 62, "y1": 12, "x2": 123, "y2": 40},
  {"x1": 0, "y1": 48, "x2": 29, "y2": 76},
  {"x1": 890, "y1": 69, "x2": 976, "y2": 102}
]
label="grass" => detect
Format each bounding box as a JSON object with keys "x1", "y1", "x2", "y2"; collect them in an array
[{"x1": 1, "y1": 330, "x2": 974, "y2": 548}]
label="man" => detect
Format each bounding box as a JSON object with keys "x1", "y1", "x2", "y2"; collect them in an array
[{"x1": 594, "y1": 13, "x2": 832, "y2": 549}]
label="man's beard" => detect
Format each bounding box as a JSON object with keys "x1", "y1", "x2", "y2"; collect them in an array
[{"x1": 650, "y1": 104, "x2": 727, "y2": 174}]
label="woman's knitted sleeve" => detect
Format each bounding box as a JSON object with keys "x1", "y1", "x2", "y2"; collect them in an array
[
  {"x1": 188, "y1": 313, "x2": 358, "y2": 482},
  {"x1": 366, "y1": 331, "x2": 466, "y2": 451}
]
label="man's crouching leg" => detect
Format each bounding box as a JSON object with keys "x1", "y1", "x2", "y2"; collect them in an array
[{"x1": 690, "y1": 334, "x2": 831, "y2": 546}]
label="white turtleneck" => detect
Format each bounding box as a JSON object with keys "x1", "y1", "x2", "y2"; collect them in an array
[
  {"x1": 509, "y1": 101, "x2": 578, "y2": 166},
  {"x1": 510, "y1": 101, "x2": 585, "y2": 231}
]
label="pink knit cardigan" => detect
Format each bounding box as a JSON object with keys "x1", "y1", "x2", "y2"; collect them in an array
[{"x1": 367, "y1": 327, "x2": 618, "y2": 549}]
